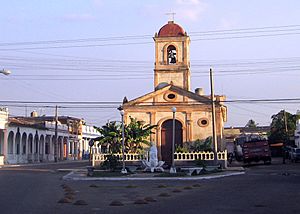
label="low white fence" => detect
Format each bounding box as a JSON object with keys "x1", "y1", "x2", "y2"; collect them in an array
[
  {"x1": 175, "y1": 151, "x2": 227, "y2": 161},
  {"x1": 92, "y1": 150, "x2": 227, "y2": 166},
  {"x1": 92, "y1": 153, "x2": 144, "y2": 166},
  {"x1": 93, "y1": 153, "x2": 144, "y2": 162}
]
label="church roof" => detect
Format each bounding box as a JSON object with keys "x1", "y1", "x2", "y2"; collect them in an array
[
  {"x1": 123, "y1": 84, "x2": 212, "y2": 106},
  {"x1": 158, "y1": 21, "x2": 185, "y2": 37}
]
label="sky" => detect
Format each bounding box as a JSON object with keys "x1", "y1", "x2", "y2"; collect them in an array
[{"x1": 0, "y1": 0, "x2": 300, "y2": 127}]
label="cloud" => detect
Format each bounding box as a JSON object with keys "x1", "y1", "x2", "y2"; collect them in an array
[
  {"x1": 175, "y1": 0, "x2": 208, "y2": 22},
  {"x1": 177, "y1": 8, "x2": 202, "y2": 21},
  {"x1": 62, "y1": 13, "x2": 96, "y2": 22}
]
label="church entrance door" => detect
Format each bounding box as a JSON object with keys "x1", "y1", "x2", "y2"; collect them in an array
[{"x1": 161, "y1": 119, "x2": 183, "y2": 166}]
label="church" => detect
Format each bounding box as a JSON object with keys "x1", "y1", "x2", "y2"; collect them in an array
[{"x1": 122, "y1": 21, "x2": 227, "y2": 164}]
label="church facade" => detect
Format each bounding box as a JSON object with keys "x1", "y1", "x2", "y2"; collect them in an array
[{"x1": 122, "y1": 21, "x2": 227, "y2": 164}]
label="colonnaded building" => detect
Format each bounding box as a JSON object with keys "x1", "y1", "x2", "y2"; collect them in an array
[
  {"x1": 122, "y1": 21, "x2": 227, "y2": 164},
  {"x1": 0, "y1": 108, "x2": 100, "y2": 165}
]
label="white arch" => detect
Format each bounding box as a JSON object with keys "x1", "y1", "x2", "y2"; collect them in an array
[
  {"x1": 28, "y1": 134, "x2": 33, "y2": 154},
  {"x1": 21, "y1": 133, "x2": 27, "y2": 155},
  {"x1": 15, "y1": 132, "x2": 21, "y2": 155},
  {"x1": 39, "y1": 135, "x2": 45, "y2": 162},
  {"x1": 34, "y1": 134, "x2": 39, "y2": 154},
  {"x1": 7, "y1": 131, "x2": 14, "y2": 154}
]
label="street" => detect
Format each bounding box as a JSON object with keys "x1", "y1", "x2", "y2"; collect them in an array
[{"x1": 0, "y1": 159, "x2": 299, "y2": 214}]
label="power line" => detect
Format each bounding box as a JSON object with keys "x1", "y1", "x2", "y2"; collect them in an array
[
  {"x1": 189, "y1": 24, "x2": 300, "y2": 34},
  {"x1": 193, "y1": 32, "x2": 300, "y2": 41},
  {"x1": 0, "y1": 35, "x2": 152, "y2": 47},
  {"x1": 2, "y1": 98, "x2": 300, "y2": 105},
  {"x1": 2, "y1": 54, "x2": 300, "y2": 69},
  {"x1": 1, "y1": 23, "x2": 299, "y2": 47},
  {"x1": 0, "y1": 24, "x2": 300, "y2": 51},
  {"x1": 0, "y1": 41, "x2": 153, "y2": 51},
  {"x1": 4, "y1": 64, "x2": 299, "y2": 76},
  {"x1": 0, "y1": 77, "x2": 152, "y2": 81}
]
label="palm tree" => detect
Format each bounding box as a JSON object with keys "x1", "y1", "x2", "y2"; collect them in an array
[
  {"x1": 125, "y1": 117, "x2": 157, "y2": 153},
  {"x1": 94, "y1": 121, "x2": 122, "y2": 153},
  {"x1": 94, "y1": 117, "x2": 157, "y2": 154}
]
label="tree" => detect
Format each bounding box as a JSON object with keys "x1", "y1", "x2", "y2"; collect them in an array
[
  {"x1": 125, "y1": 117, "x2": 157, "y2": 153},
  {"x1": 94, "y1": 117, "x2": 157, "y2": 154},
  {"x1": 268, "y1": 110, "x2": 300, "y2": 144},
  {"x1": 245, "y1": 119, "x2": 258, "y2": 128},
  {"x1": 94, "y1": 121, "x2": 122, "y2": 153}
]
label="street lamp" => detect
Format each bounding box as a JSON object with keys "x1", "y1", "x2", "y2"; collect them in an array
[
  {"x1": 120, "y1": 109, "x2": 127, "y2": 174},
  {"x1": 170, "y1": 106, "x2": 177, "y2": 173},
  {"x1": 0, "y1": 69, "x2": 11, "y2": 76}
]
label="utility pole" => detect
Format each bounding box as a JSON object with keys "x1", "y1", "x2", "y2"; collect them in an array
[
  {"x1": 283, "y1": 109, "x2": 288, "y2": 164},
  {"x1": 210, "y1": 68, "x2": 218, "y2": 163},
  {"x1": 54, "y1": 105, "x2": 58, "y2": 162},
  {"x1": 284, "y1": 109, "x2": 288, "y2": 134}
]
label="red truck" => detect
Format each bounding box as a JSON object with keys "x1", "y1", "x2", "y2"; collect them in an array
[{"x1": 242, "y1": 140, "x2": 272, "y2": 164}]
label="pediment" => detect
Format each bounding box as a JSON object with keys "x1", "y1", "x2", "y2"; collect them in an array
[{"x1": 124, "y1": 84, "x2": 211, "y2": 106}]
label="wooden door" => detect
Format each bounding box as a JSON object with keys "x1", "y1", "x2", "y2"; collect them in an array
[{"x1": 161, "y1": 119, "x2": 183, "y2": 166}]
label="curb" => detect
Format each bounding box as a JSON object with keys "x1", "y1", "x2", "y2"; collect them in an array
[
  {"x1": 1, "y1": 160, "x2": 89, "y2": 168},
  {"x1": 62, "y1": 171, "x2": 245, "y2": 181}
]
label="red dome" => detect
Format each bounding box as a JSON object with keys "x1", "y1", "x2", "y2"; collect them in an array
[{"x1": 158, "y1": 21, "x2": 185, "y2": 37}]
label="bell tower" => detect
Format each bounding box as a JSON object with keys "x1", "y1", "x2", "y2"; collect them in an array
[{"x1": 153, "y1": 21, "x2": 191, "y2": 91}]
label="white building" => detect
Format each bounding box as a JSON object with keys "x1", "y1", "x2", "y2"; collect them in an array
[
  {"x1": 6, "y1": 118, "x2": 70, "y2": 164},
  {"x1": 0, "y1": 109, "x2": 101, "y2": 165},
  {"x1": 0, "y1": 108, "x2": 9, "y2": 165},
  {"x1": 80, "y1": 125, "x2": 101, "y2": 158}
]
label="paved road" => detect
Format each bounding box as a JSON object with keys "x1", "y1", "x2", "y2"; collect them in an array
[
  {"x1": 0, "y1": 159, "x2": 299, "y2": 214},
  {"x1": 0, "y1": 161, "x2": 88, "y2": 214}
]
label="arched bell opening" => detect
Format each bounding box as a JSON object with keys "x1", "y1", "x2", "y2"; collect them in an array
[{"x1": 167, "y1": 45, "x2": 177, "y2": 64}]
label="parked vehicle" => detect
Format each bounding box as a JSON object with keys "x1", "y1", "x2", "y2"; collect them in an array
[
  {"x1": 242, "y1": 140, "x2": 271, "y2": 164},
  {"x1": 290, "y1": 148, "x2": 300, "y2": 162},
  {"x1": 234, "y1": 134, "x2": 269, "y2": 162}
]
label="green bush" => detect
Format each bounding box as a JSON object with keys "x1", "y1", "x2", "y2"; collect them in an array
[
  {"x1": 191, "y1": 137, "x2": 213, "y2": 152},
  {"x1": 100, "y1": 155, "x2": 120, "y2": 171},
  {"x1": 175, "y1": 145, "x2": 189, "y2": 153}
]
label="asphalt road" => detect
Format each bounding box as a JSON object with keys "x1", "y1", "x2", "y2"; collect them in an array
[{"x1": 0, "y1": 159, "x2": 299, "y2": 214}]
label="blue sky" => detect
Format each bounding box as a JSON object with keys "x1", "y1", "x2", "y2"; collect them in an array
[{"x1": 1, "y1": 0, "x2": 300, "y2": 126}]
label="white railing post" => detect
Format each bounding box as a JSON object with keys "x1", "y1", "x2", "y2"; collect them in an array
[{"x1": 92, "y1": 152, "x2": 95, "y2": 167}]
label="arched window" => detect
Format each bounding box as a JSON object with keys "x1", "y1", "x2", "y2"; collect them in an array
[
  {"x1": 15, "y1": 132, "x2": 21, "y2": 155},
  {"x1": 167, "y1": 45, "x2": 176, "y2": 64},
  {"x1": 28, "y1": 134, "x2": 33, "y2": 154},
  {"x1": 8, "y1": 131, "x2": 14, "y2": 154},
  {"x1": 39, "y1": 135, "x2": 44, "y2": 155},
  {"x1": 34, "y1": 134, "x2": 39, "y2": 154},
  {"x1": 21, "y1": 133, "x2": 27, "y2": 154},
  {"x1": 45, "y1": 135, "x2": 51, "y2": 155}
]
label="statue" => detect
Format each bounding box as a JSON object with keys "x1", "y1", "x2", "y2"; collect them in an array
[{"x1": 142, "y1": 143, "x2": 164, "y2": 173}]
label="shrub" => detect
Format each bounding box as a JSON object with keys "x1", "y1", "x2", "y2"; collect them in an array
[
  {"x1": 175, "y1": 145, "x2": 190, "y2": 153},
  {"x1": 191, "y1": 137, "x2": 213, "y2": 152},
  {"x1": 100, "y1": 155, "x2": 120, "y2": 171}
]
